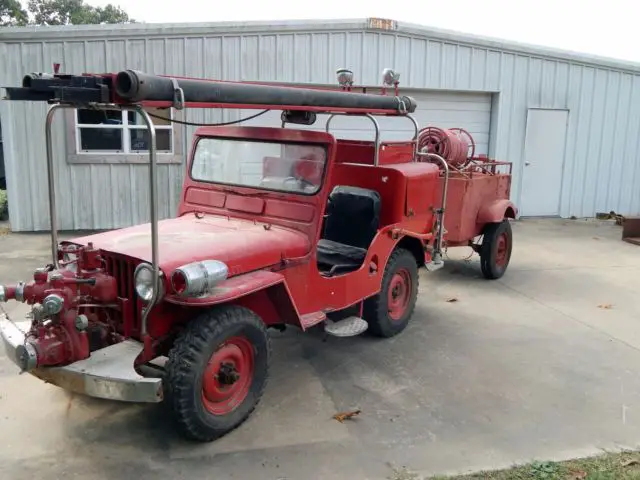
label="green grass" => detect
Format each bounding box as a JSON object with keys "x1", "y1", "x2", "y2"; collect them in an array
[
  {"x1": 389, "y1": 451, "x2": 640, "y2": 480},
  {"x1": 0, "y1": 189, "x2": 7, "y2": 221}
]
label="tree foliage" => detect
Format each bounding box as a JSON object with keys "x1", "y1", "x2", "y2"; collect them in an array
[
  {"x1": 0, "y1": 0, "x2": 28, "y2": 26},
  {"x1": 1, "y1": 0, "x2": 133, "y2": 26}
]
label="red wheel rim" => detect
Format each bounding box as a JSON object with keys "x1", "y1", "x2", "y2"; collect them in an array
[
  {"x1": 387, "y1": 268, "x2": 412, "y2": 321},
  {"x1": 495, "y1": 232, "x2": 509, "y2": 268},
  {"x1": 201, "y1": 336, "x2": 254, "y2": 415}
]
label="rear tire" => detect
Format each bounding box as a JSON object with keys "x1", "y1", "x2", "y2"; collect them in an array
[
  {"x1": 164, "y1": 305, "x2": 270, "y2": 442},
  {"x1": 363, "y1": 248, "x2": 419, "y2": 338},
  {"x1": 480, "y1": 219, "x2": 513, "y2": 280}
]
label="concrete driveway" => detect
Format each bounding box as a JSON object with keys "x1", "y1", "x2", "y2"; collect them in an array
[{"x1": 1, "y1": 218, "x2": 639, "y2": 480}]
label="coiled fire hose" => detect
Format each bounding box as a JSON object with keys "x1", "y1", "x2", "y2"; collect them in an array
[{"x1": 417, "y1": 126, "x2": 475, "y2": 169}]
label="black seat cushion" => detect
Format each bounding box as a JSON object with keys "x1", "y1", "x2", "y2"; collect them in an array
[
  {"x1": 317, "y1": 239, "x2": 367, "y2": 271},
  {"x1": 322, "y1": 185, "x2": 381, "y2": 249},
  {"x1": 317, "y1": 185, "x2": 381, "y2": 275}
]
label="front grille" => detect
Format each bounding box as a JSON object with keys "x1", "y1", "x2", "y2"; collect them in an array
[{"x1": 102, "y1": 252, "x2": 139, "y2": 330}]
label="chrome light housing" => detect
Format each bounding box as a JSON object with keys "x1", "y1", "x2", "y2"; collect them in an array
[
  {"x1": 170, "y1": 260, "x2": 229, "y2": 297},
  {"x1": 382, "y1": 67, "x2": 400, "y2": 86},
  {"x1": 336, "y1": 68, "x2": 354, "y2": 87},
  {"x1": 134, "y1": 262, "x2": 164, "y2": 303}
]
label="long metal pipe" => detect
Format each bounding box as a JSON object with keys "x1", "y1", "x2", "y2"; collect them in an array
[
  {"x1": 407, "y1": 114, "x2": 420, "y2": 159},
  {"x1": 325, "y1": 113, "x2": 381, "y2": 165},
  {"x1": 114, "y1": 70, "x2": 418, "y2": 113},
  {"x1": 407, "y1": 114, "x2": 419, "y2": 141},
  {"x1": 45, "y1": 104, "x2": 65, "y2": 268},
  {"x1": 44, "y1": 103, "x2": 159, "y2": 339},
  {"x1": 135, "y1": 106, "x2": 159, "y2": 338},
  {"x1": 417, "y1": 152, "x2": 449, "y2": 257}
]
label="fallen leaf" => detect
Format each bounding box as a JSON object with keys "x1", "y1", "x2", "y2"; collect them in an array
[
  {"x1": 567, "y1": 469, "x2": 587, "y2": 479},
  {"x1": 598, "y1": 303, "x2": 613, "y2": 309},
  {"x1": 332, "y1": 409, "x2": 361, "y2": 423},
  {"x1": 622, "y1": 459, "x2": 639, "y2": 467},
  {"x1": 446, "y1": 297, "x2": 459, "y2": 303}
]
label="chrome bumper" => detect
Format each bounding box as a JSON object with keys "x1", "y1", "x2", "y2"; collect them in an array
[{"x1": 0, "y1": 314, "x2": 163, "y2": 403}]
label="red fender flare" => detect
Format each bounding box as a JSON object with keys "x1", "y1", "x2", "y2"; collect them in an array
[{"x1": 476, "y1": 199, "x2": 518, "y2": 224}]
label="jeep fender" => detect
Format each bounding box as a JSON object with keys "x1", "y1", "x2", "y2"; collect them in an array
[
  {"x1": 165, "y1": 270, "x2": 301, "y2": 327},
  {"x1": 476, "y1": 199, "x2": 518, "y2": 224}
]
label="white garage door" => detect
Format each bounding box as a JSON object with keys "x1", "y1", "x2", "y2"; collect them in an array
[{"x1": 239, "y1": 89, "x2": 492, "y2": 156}]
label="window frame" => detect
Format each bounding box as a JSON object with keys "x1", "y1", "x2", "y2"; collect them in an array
[{"x1": 65, "y1": 107, "x2": 184, "y2": 165}]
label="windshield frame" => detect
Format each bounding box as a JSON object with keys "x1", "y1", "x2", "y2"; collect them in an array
[{"x1": 188, "y1": 135, "x2": 331, "y2": 197}]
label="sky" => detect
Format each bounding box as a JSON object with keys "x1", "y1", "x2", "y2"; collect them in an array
[{"x1": 79, "y1": 0, "x2": 640, "y2": 63}]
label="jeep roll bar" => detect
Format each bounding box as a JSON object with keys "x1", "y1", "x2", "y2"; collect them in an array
[{"x1": 324, "y1": 112, "x2": 420, "y2": 165}]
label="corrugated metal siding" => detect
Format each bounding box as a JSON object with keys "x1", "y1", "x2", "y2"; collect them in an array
[{"x1": 1, "y1": 26, "x2": 640, "y2": 231}]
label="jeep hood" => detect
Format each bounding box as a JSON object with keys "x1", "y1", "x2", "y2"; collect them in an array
[{"x1": 69, "y1": 214, "x2": 311, "y2": 275}]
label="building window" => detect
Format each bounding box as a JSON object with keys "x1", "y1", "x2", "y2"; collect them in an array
[
  {"x1": 76, "y1": 107, "x2": 173, "y2": 154},
  {"x1": 66, "y1": 107, "x2": 183, "y2": 164}
]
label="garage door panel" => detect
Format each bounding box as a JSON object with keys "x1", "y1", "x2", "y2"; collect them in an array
[
  {"x1": 415, "y1": 111, "x2": 489, "y2": 125},
  {"x1": 231, "y1": 89, "x2": 492, "y2": 156},
  {"x1": 415, "y1": 100, "x2": 491, "y2": 112}
]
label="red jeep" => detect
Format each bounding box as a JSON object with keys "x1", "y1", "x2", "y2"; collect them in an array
[{"x1": 0, "y1": 68, "x2": 515, "y2": 441}]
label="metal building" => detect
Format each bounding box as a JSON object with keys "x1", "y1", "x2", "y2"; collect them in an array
[{"x1": 1, "y1": 18, "x2": 639, "y2": 232}]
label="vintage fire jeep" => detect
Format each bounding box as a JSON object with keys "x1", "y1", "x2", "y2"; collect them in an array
[{"x1": 0, "y1": 68, "x2": 515, "y2": 441}]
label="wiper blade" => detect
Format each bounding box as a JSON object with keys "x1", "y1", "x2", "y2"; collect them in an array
[{"x1": 219, "y1": 187, "x2": 270, "y2": 197}]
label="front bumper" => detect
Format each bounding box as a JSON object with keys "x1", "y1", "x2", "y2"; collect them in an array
[{"x1": 1, "y1": 314, "x2": 163, "y2": 403}]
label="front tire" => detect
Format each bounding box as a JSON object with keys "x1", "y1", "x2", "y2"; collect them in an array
[
  {"x1": 363, "y1": 248, "x2": 419, "y2": 338},
  {"x1": 480, "y1": 219, "x2": 513, "y2": 279},
  {"x1": 164, "y1": 305, "x2": 270, "y2": 442}
]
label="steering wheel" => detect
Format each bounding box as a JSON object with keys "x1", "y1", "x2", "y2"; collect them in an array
[{"x1": 282, "y1": 176, "x2": 314, "y2": 189}]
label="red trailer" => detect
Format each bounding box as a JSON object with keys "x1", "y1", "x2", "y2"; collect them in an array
[
  {"x1": 0, "y1": 67, "x2": 516, "y2": 442},
  {"x1": 417, "y1": 126, "x2": 517, "y2": 278}
]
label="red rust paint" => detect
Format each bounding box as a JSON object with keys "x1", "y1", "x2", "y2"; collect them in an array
[
  {"x1": 387, "y1": 268, "x2": 412, "y2": 321},
  {"x1": 165, "y1": 270, "x2": 286, "y2": 306},
  {"x1": 202, "y1": 336, "x2": 254, "y2": 415},
  {"x1": 184, "y1": 187, "x2": 226, "y2": 208},
  {"x1": 495, "y1": 233, "x2": 509, "y2": 268},
  {"x1": 433, "y1": 168, "x2": 516, "y2": 244},
  {"x1": 225, "y1": 195, "x2": 265, "y2": 214},
  {"x1": 70, "y1": 215, "x2": 311, "y2": 276}
]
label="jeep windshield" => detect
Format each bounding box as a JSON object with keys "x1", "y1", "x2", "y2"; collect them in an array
[{"x1": 190, "y1": 137, "x2": 327, "y2": 195}]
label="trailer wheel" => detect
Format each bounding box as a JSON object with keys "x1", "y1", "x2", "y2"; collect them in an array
[
  {"x1": 364, "y1": 248, "x2": 419, "y2": 338},
  {"x1": 164, "y1": 305, "x2": 270, "y2": 442},
  {"x1": 480, "y1": 219, "x2": 513, "y2": 280}
]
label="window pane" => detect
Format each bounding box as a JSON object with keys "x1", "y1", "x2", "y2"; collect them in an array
[
  {"x1": 127, "y1": 108, "x2": 171, "y2": 126},
  {"x1": 191, "y1": 138, "x2": 326, "y2": 195},
  {"x1": 129, "y1": 129, "x2": 172, "y2": 152},
  {"x1": 77, "y1": 109, "x2": 123, "y2": 125},
  {"x1": 79, "y1": 128, "x2": 123, "y2": 151}
]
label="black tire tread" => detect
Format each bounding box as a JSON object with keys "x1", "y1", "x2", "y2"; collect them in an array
[
  {"x1": 364, "y1": 248, "x2": 419, "y2": 338},
  {"x1": 164, "y1": 305, "x2": 270, "y2": 442},
  {"x1": 480, "y1": 219, "x2": 512, "y2": 280}
]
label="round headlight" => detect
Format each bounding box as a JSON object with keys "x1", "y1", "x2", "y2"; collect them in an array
[{"x1": 134, "y1": 263, "x2": 162, "y2": 303}]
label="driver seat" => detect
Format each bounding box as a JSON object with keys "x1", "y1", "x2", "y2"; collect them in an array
[{"x1": 317, "y1": 185, "x2": 381, "y2": 275}]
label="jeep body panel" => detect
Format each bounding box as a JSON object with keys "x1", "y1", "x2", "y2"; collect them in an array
[{"x1": 69, "y1": 215, "x2": 310, "y2": 276}]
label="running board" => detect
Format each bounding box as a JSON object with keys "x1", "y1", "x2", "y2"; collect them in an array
[{"x1": 324, "y1": 316, "x2": 368, "y2": 337}]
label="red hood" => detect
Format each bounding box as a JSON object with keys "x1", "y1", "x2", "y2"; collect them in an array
[{"x1": 69, "y1": 214, "x2": 311, "y2": 275}]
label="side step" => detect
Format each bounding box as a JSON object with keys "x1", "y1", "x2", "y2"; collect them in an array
[
  {"x1": 425, "y1": 260, "x2": 445, "y2": 272},
  {"x1": 425, "y1": 252, "x2": 445, "y2": 272},
  {"x1": 324, "y1": 316, "x2": 368, "y2": 337}
]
